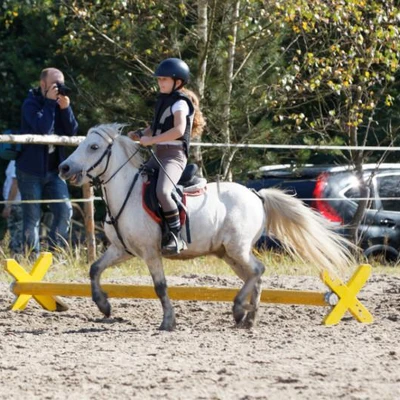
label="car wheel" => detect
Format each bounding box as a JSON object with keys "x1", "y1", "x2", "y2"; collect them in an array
[{"x1": 363, "y1": 244, "x2": 399, "y2": 265}]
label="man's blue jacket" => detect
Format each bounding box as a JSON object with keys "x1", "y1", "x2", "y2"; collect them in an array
[{"x1": 17, "y1": 88, "x2": 78, "y2": 177}]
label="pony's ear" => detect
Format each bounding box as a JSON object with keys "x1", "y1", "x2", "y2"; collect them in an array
[
  {"x1": 106, "y1": 123, "x2": 128, "y2": 139},
  {"x1": 115, "y1": 123, "x2": 129, "y2": 137},
  {"x1": 90, "y1": 123, "x2": 128, "y2": 140}
]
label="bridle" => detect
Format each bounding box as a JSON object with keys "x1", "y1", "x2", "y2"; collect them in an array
[
  {"x1": 86, "y1": 130, "x2": 141, "y2": 256},
  {"x1": 85, "y1": 130, "x2": 116, "y2": 185}
]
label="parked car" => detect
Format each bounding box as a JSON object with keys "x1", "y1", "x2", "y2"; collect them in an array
[{"x1": 246, "y1": 163, "x2": 400, "y2": 262}]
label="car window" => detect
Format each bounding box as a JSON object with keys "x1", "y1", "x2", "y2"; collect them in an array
[
  {"x1": 342, "y1": 175, "x2": 376, "y2": 209},
  {"x1": 343, "y1": 186, "x2": 374, "y2": 206},
  {"x1": 344, "y1": 186, "x2": 360, "y2": 202},
  {"x1": 376, "y1": 174, "x2": 400, "y2": 212}
]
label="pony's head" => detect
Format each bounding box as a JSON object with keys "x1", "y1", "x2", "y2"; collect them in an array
[{"x1": 59, "y1": 123, "x2": 143, "y2": 186}]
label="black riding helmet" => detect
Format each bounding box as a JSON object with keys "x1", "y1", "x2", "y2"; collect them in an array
[{"x1": 153, "y1": 58, "x2": 190, "y2": 90}]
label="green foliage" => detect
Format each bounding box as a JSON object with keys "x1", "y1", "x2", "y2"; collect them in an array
[
  {"x1": 0, "y1": 0, "x2": 399, "y2": 181},
  {"x1": 263, "y1": 0, "x2": 400, "y2": 157}
]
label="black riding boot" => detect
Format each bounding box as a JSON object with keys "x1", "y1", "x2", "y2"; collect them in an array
[{"x1": 162, "y1": 209, "x2": 187, "y2": 255}]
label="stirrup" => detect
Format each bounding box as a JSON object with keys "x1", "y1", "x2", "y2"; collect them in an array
[{"x1": 162, "y1": 232, "x2": 187, "y2": 255}]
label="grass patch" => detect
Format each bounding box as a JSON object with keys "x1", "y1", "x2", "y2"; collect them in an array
[{"x1": 1, "y1": 243, "x2": 400, "y2": 284}]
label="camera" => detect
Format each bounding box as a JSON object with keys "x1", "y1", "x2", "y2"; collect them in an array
[{"x1": 56, "y1": 82, "x2": 72, "y2": 96}]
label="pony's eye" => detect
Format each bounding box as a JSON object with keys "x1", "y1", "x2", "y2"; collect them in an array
[{"x1": 90, "y1": 144, "x2": 99, "y2": 150}]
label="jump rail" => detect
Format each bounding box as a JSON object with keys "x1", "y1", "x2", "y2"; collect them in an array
[{"x1": 4, "y1": 253, "x2": 374, "y2": 326}]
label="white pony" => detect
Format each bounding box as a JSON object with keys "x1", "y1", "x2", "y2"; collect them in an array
[{"x1": 59, "y1": 124, "x2": 353, "y2": 331}]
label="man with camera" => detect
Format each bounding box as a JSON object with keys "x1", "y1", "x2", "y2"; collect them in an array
[{"x1": 16, "y1": 67, "x2": 78, "y2": 255}]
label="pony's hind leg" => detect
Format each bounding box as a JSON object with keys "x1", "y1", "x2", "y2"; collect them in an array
[
  {"x1": 223, "y1": 251, "x2": 265, "y2": 328},
  {"x1": 144, "y1": 255, "x2": 176, "y2": 331},
  {"x1": 245, "y1": 277, "x2": 262, "y2": 328},
  {"x1": 90, "y1": 244, "x2": 131, "y2": 317}
]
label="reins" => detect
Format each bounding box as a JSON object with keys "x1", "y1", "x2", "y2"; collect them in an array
[
  {"x1": 87, "y1": 131, "x2": 141, "y2": 256},
  {"x1": 101, "y1": 172, "x2": 140, "y2": 256}
]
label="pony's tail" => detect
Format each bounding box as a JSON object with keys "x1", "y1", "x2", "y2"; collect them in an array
[{"x1": 259, "y1": 188, "x2": 355, "y2": 278}]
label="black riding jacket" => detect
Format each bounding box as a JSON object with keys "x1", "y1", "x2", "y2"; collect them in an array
[{"x1": 151, "y1": 91, "x2": 194, "y2": 157}]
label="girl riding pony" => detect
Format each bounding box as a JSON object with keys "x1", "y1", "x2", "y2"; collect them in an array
[{"x1": 128, "y1": 58, "x2": 205, "y2": 255}]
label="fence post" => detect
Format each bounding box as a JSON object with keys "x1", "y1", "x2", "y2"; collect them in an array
[{"x1": 82, "y1": 183, "x2": 96, "y2": 263}]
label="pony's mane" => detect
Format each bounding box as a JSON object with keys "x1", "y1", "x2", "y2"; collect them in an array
[{"x1": 89, "y1": 123, "x2": 144, "y2": 169}]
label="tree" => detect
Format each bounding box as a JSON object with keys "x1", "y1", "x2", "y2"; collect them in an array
[
  {"x1": 220, "y1": 0, "x2": 240, "y2": 181},
  {"x1": 263, "y1": 0, "x2": 400, "y2": 242},
  {"x1": 200, "y1": 0, "x2": 283, "y2": 180}
]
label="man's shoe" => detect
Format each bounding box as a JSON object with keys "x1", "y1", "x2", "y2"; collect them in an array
[{"x1": 162, "y1": 232, "x2": 187, "y2": 255}]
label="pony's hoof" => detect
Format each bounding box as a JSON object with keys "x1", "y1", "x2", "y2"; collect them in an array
[
  {"x1": 158, "y1": 319, "x2": 176, "y2": 331},
  {"x1": 93, "y1": 292, "x2": 111, "y2": 318},
  {"x1": 232, "y1": 303, "x2": 246, "y2": 324},
  {"x1": 243, "y1": 313, "x2": 257, "y2": 329},
  {"x1": 99, "y1": 302, "x2": 111, "y2": 318}
]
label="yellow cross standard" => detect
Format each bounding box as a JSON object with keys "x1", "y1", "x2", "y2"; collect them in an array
[
  {"x1": 322, "y1": 264, "x2": 373, "y2": 325},
  {"x1": 5, "y1": 252, "x2": 68, "y2": 311}
]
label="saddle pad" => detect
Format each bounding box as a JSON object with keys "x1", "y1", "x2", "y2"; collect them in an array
[
  {"x1": 142, "y1": 181, "x2": 187, "y2": 226},
  {"x1": 183, "y1": 178, "x2": 207, "y2": 195}
]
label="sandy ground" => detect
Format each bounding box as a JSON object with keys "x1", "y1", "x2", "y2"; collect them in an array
[{"x1": 0, "y1": 272, "x2": 399, "y2": 400}]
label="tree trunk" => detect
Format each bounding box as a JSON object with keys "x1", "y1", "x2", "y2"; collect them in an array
[
  {"x1": 196, "y1": 0, "x2": 208, "y2": 99},
  {"x1": 221, "y1": 0, "x2": 240, "y2": 182},
  {"x1": 82, "y1": 183, "x2": 97, "y2": 263},
  {"x1": 350, "y1": 149, "x2": 369, "y2": 247},
  {"x1": 348, "y1": 89, "x2": 369, "y2": 247},
  {"x1": 192, "y1": 0, "x2": 209, "y2": 177}
]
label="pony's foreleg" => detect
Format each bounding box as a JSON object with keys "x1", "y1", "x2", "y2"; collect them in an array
[
  {"x1": 90, "y1": 245, "x2": 132, "y2": 317},
  {"x1": 144, "y1": 256, "x2": 176, "y2": 331}
]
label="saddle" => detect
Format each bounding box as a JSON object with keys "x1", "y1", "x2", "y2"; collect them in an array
[{"x1": 141, "y1": 163, "x2": 207, "y2": 246}]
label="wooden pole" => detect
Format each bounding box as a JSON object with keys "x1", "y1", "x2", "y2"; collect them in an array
[
  {"x1": 82, "y1": 184, "x2": 96, "y2": 263},
  {"x1": 12, "y1": 282, "x2": 328, "y2": 306}
]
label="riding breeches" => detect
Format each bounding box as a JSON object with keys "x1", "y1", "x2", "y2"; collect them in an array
[{"x1": 144, "y1": 144, "x2": 187, "y2": 212}]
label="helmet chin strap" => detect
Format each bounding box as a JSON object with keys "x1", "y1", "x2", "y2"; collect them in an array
[{"x1": 172, "y1": 78, "x2": 184, "y2": 92}]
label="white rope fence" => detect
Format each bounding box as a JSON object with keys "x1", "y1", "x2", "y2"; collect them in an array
[
  {"x1": 1, "y1": 134, "x2": 400, "y2": 151},
  {"x1": 2, "y1": 197, "x2": 400, "y2": 206},
  {"x1": 0, "y1": 198, "x2": 101, "y2": 205},
  {"x1": 193, "y1": 143, "x2": 400, "y2": 151},
  {"x1": 1, "y1": 134, "x2": 399, "y2": 207}
]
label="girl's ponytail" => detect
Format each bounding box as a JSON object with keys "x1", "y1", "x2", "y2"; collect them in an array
[{"x1": 181, "y1": 88, "x2": 206, "y2": 138}]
